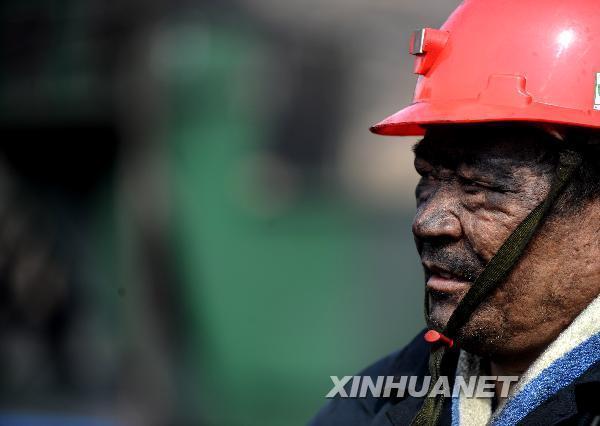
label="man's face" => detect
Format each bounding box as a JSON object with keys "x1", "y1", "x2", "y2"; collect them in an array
[{"x1": 412, "y1": 125, "x2": 600, "y2": 360}]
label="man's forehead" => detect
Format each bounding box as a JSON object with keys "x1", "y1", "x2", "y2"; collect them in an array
[{"x1": 413, "y1": 124, "x2": 558, "y2": 167}]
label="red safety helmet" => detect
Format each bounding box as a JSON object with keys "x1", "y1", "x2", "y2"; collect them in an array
[{"x1": 370, "y1": 0, "x2": 600, "y2": 136}]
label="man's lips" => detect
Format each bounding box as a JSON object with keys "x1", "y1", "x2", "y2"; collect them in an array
[
  {"x1": 427, "y1": 274, "x2": 471, "y2": 294},
  {"x1": 423, "y1": 262, "x2": 472, "y2": 295}
]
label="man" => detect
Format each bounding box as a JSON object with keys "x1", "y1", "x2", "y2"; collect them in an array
[{"x1": 311, "y1": 0, "x2": 600, "y2": 424}]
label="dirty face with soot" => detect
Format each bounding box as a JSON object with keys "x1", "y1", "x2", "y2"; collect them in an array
[{"x1": 412, "y1": 124, "x2": 600, "y2": 361}]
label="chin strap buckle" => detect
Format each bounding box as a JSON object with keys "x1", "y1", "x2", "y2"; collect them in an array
[{"x1": 424, "y1": 329, "x2": 454, "y2": 348}]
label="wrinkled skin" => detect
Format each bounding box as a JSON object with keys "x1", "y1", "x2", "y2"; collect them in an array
[{"x1": 412, "y1": 125, "x2": 600, "y2": 370}]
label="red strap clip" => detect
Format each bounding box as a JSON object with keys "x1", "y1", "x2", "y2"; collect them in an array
[{"x1": 424, "y1": 330, "x2": 454, "y2": 348}]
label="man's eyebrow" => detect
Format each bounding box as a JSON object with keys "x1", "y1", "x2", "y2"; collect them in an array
[
  {"x1": 412, "y1": 137, "x2": 449, "y2": 165},
  {"x1": 412, "y1": 138, "x2": 428, "y2": 156},
  {"x1": 459, "y1": 158, "x2": 521, "y2": 185},
  {"x1": 412, "y1": 140, "x2": 423, "y2": 154}
]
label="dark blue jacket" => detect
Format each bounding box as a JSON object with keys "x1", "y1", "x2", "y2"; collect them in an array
[{"x1": 310, "y1": 331, "x2": 600, "y2": 425}]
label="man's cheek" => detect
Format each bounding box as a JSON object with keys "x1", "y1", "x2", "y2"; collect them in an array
[{"x1": 463, "y1": 213, "x2": 519, "y2": 261}]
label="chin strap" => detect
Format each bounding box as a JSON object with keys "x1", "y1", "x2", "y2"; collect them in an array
[{"x1": 410, "y1": 148, "x2": 583, "y2": 426}]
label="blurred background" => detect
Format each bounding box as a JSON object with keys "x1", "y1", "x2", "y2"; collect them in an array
[{"x1": 0, "y1": 0, "x2": 461, "y2": 425}]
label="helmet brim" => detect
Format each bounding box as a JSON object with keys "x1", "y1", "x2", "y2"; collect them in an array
[{"x1": 370, "y1": 100, "x2": 600, "y2": 136}]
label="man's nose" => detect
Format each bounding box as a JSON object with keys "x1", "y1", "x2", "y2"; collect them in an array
[{"x1": 412, "y1": 196, "x2": 462, "y2": 241}]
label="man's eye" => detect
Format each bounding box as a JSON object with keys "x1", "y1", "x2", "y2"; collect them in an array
[
  {"x1": 417, "y1": 170, "x2": 439, "y2": 183},
  {"x1": 459, "y1": 177, "x2": 495, "y2": 193},
  {"x1": 415, "y1": 179, "x2": 434, "y2": 202},
  {"x1": 415, "y1": 169, "x2": 430, "y2": 178}
]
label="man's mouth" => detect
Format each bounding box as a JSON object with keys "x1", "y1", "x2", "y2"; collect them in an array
[{"x1": 424, "y1": 262, "x2": 472, "y2": 296}]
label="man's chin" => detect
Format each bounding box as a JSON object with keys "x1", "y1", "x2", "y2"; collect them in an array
[
  {"x1": 426, "y1": 300, "x2": 508, "y2": 357},
  {"x1": 426, "y1": 302, "x2": 454, "y2": 331}
]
